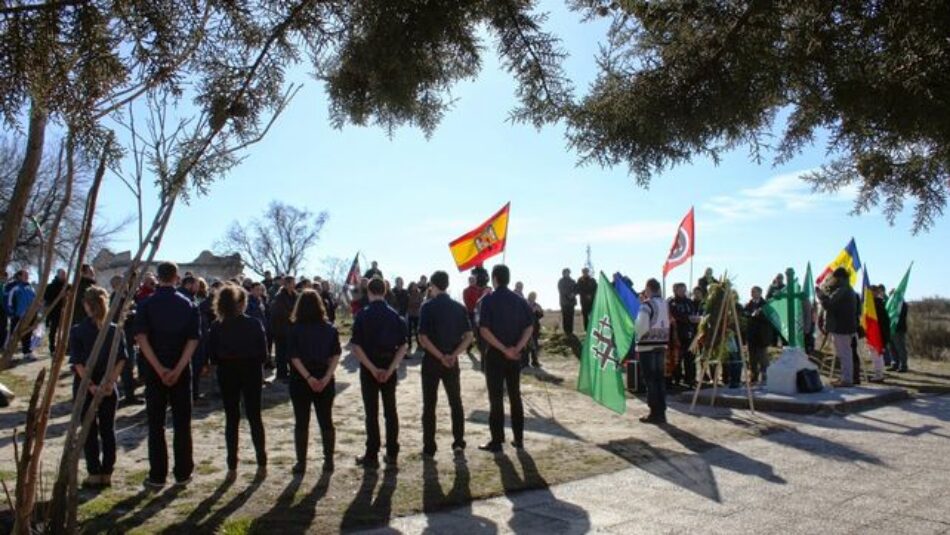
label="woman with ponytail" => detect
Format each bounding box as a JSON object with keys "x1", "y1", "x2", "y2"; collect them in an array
[
  {"x1": 68, "y1": 285, "x2": 128, "y2": 488},
  {"x1": 207, "y1": 283, "x2": 267, "y2": 478}
]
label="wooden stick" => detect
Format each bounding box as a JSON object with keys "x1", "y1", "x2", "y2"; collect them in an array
[{"x1": 728, "y1": 290, "x2": 755, "y2": 413}]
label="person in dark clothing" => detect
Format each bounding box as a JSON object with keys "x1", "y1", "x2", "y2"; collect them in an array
[
  {"x1": 817, "y1": 268, "x2": 859, "y2": 387},
  {"x1": 7, "y1": 270, "x2": 36, "y2": 359},
  {"x1": 109, "y1": 275, "x2": 144, "y2": 406},
  {"x1": 418, "y1": 271, "x2": 472, "y2": 457},
  {"x1": 576, "y1": 268, "x2": 598, "y2": 332},
  {"x1": 363, "y1": 261, "x2": 383, "y2": 280},
  {"x1": 178, "y1": 276, "x2": 197, "y2": 302},
  {"x1": 744, "y1": 286, "x2": 773, "y2": 383},
  {"x1": 557, "y1": 268, "x2": 577, "y2": 336},
  {"x1": 890, "y1": 300, "x2": 910, "y2": 372},
  {"x1": 72, "y1": 264, "x2": 97, "y2": 326},
  {"x1": 134, "y1": 262, "x2": 201, "y2": 488},
  {"x1": 269, "y1": 275, "x2": 297, "y2": 380},
  {"x1": 320, "y1": 280, "x2": 337, "y2": 324},
  {"x1": 43, "y1": 269, "x2": 68, "y2": 354},
  {"x1": 350, "y1": 278, "x2": 408, "y2": 468},
  {"x1": 392, "y1": 277, "x2": 410, "y2": 319},
  {"x1": 69, "y1": 285, "x2": 127, "y2": 488},
  {"x1": 207, "y1": 284, "x2": 267, "y2": 477},
  {"x1": 766, "y1": 273, "x2": 786, "y2": 300},
  {"x1": 478, "y1": 265, "x2": 534, "y2": 452},
  {"x1": 668, "y1": 283, "x2": 699, "y2": 387},
  {"x1": 526, "y1": 291, "x2": 545, "y2": 368},
  {"x1": 246, "y1": 282, "x2": 267, "y2": 327},
  {"x1": 697, "y1": 268, "x2": 715, "y2": 294},
  {"x1": 288, "y1": 289, "x2": 341, "y2": 473},
  {"x1": 406, "y1": 282, "x2": 423, "y2": 352}
]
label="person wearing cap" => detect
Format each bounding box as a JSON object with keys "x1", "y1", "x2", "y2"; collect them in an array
[
  {"x1": 418, "y1": 271, "x2": 472, "y2": 457},
  {"x1": 133, "y1": 262, "x2": 201, "y2": 488},
  {"x1": 477, "y1": 265, "x2": 534, "y2": 452},
  {"x1": 817, "y1": 267, "x2": 860, "y2": 387},
  {"x1": 350, "y1": 277, "x2": 408, "y2": 468}
]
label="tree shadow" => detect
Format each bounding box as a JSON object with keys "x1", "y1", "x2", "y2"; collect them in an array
[
  {"x1": 421, "y1": 455, "x2": 497, "y2": 533},
  {"x1": 493, "y1": 450, "x2": 591, "y2": 533},
  {"x1": 339, "y1": 465, "x2": 399, "y2": 531}
]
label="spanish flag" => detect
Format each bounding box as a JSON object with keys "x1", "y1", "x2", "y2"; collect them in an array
[
  {"x1": 861, "y1": 268, "x2": 884, "y2": 356},
  {"x1": 817, "y1": 238, "x2": 862, "y2": 287},
  {"x1": 449, "y1": 203, "x2": 510, "y2": 272}
]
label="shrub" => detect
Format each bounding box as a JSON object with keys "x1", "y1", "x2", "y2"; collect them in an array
[{"x1": 907, "y1": 298, "x2": 950, "y2": 361}]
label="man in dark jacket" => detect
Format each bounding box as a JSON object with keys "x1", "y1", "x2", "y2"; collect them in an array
[
  {"x1": 269, "y1": 275, "x2": 297, "y2": 380},
  {"x1": 43, "y1": 269, "x2": 68, "y2": 354},
  {"x1": 889, "y1": 300, "x2": 909, "y2": 372},
  {"x1": 668, "y1": 283, "x2": 699, "y2": 387},
  {"x1": 817, "y1": 268, "x2": 859, "y2": 387},
  {"x1": 576, "y1": 268, "x2": 598, "y2": 332},
  {"x1": 557, "y1": 268, "x2": 577, "y2": 336},
  {"x1": 72, "y1": 264, "x2": 97, "y2": 326},
  {"x1": 744, "y1": 286, "x2": 773, "y2": 383}
]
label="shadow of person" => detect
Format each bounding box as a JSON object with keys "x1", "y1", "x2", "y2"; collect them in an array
[
  {"x1": 80, "y1": 487, "x2": 152, "y2": 532},
  {"x1": 421, "y1": 456, "x2": 497, "y2": 534},
  {"x1": 259, "y1": 468, "x2": 334, "y2": 535},
  {"x1": 173, "y1": 470, "x2": 266, "y2": 533},
  {"x1": 340, "y1": 465, "x2": 399, "y2": 531},
  {"x1": 492, "y1": 450, "x2": 591, "y2": 533},
  {"x1": 660, "y1": 423, "x2": 788, "y2": 484},
  {"x1": 248, "y1": 470, "x2": 305, "y2": 532},
  {"x1": 101, "y1": 485, "x2": 185, "y2": 533}
]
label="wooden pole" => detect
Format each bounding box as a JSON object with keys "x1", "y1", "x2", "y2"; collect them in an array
[
  {"x1": 689, "y1": 276, "x2": 731, "y2": 413},
  {"x1": 729, "y1": 289, "x2": 756, "y2": 413}
]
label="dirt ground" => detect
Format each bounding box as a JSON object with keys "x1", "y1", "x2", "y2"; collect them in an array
[{"x1": 1, "y1": 312, "x2": 948, "y2": 534}]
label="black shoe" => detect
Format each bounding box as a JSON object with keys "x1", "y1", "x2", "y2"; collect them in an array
[
  {"x1": 510, "y1": 441, "x2": 524, "y2": 450},
  {"x1": 639, "y1": 415, "x2": 667, "y2": 425},
  {"x1": 477, "y1": 442, "x2": 502, "y2": 453},
  {"x1": 292, "y1": 462, "x2": 306, "y2": 475},
  {"x1": 355, "y1": 455, "x2": 379, "y2": 469}
]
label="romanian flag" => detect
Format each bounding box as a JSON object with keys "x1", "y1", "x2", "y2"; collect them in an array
[
  {"x1": 449, "y1": 203, "x2": 510, "y2": 272},
  {"x1": 817, "y1": 238, "x2": 862, "y2": 287},
  {"x1": 861, "y1": 268, "x2": 885, "y2": 356}
]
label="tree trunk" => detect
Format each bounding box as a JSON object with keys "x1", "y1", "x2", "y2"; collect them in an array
[{"x1": 0, "y1": 102, "x2": 48, "y2": 269}]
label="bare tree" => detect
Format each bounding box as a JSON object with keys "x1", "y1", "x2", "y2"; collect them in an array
[
  {"x1": 217, "y1": 201, "x2": 329, "y2": 277},
  {"x1": 0, "y1": 137, "x2": 130, "y2": 269}
]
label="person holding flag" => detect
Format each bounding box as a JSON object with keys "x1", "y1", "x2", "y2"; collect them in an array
[
  {"x1": 860, "y1": 271, "x2": 887, "y2": 383},
  {"x1": 887, "y1": 264, "x2": 912, "y2": 372},
  {"x1": 577, "y1": 273, "x2": 635, "y2": 413},
  {"x1": 817, "y1": 268, "x2": 860, "y2": 387}
]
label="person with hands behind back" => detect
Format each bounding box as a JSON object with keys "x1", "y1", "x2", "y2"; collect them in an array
[
  {"x1": 417, "y1": 271, "x2": 472, "y2": 458},
  {"x1": 134, "y1": 262, "x2": 201, "y2": 489},
  {"x1": 477, "y1": 264, "x2": 534, "y2": 453},
  {"x1": 69, "y1": 285, "x2": 127, "y2": 489},
  {"x1": 288, "y1": 289, "x2": 342, "y2": 474},
  {"x1": 350, "y1": 277, "x2": 409, "y2": 469}
]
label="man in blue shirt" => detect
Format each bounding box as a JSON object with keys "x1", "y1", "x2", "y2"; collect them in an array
[
  {"x1": 134, "y1": 262, "x2": 201, "y2": 488},
  {"x1": 418, "y1": 271, "x2": 472, "y2": 457},
  {"x1": 7, "y1": 270, "x2": 36, "y2": 360},
  {"x1": 350, "y1": 277, "x2": 408, "y2": 468},
  {"x1": 477, "y1": 265, "x2": 534, "y2": 452}
]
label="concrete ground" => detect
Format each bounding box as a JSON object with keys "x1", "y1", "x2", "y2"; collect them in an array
[{"x1": 366, "y1": 394, "x2": 950, "y2": 534}]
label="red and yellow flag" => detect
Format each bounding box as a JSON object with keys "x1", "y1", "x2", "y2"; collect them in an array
[
  {"x1": 817, "y1": 238, "x2": 862, "y2": 287},
  {"x1": 861, "y1": 268, "x2": 884, "y2": 356},
  {"x1": 449, "y1": 203, "x2": 510, "y2": 272}
]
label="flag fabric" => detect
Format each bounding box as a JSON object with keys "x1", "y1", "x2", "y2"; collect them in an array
[
  {"x1": 886, "y1": 263, "x2": 913, "y2": 337},
  {"x1": 577, "y1": 273, "x2": 635, "y2": 414},
  {"x1": 817, "y1": 238, "x2": 862, "y2": 287},
  {"x1": 802, "y1": 262, "x2": 815, "y2": 304},
  {"x1": 612, "y1": 272, "x2": 640, "y2": 323},
  {"x1": 764, "y1": 277, "x2": 804, "y2": 347},
  {"x1": 448, "y1": 203, "x2": 510, "y2": 272},
  {"x1": 861, "y1": 268, "x2": 885, "y2": 355},
  {"x1": 663, "y1": 207, "x2": 695, "y2": 277},
  {"x1": 345, "y1": 252, "x2": 361, "y2": 286}
]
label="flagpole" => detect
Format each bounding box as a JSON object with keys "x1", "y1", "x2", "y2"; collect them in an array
[
  {"x1": 503, "y1": 201, "x2": 511, "y2": 266},
  {"x1": 689, "y1": 257, "x2": 694, "y2": 292}
]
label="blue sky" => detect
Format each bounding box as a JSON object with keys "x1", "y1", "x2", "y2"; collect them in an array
[{"x1": 93, "y1": 2, "x2": 947, "y2": 306}]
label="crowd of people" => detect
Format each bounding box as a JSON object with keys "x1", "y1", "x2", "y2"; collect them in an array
[
  {"x1": 0, "y1": 260, "x2": 548, "y2": 490},
  {"x1": 556, "y1": 265, "x2": 912, "y2": 424}
]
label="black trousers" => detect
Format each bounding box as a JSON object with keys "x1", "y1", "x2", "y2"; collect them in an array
[
  {"x1": 581, "y1": 306, "x2": 593, "y2": 332},
  {"x1": 560, "y1": 307, "x2": 574, "y2": 335},
  {"x1": 289, "y1": 377, "x2": 335, "y2": 464},
  {"x1": 640, "y1": 348, "x2": 667, "y2": 418},
  {"x1": 47, "y1": 314, "x2": 61, "y2": 353},
  {"x1": 79, "y1": 391, "x2": 118, "y2": 475},
  {"x1": 484, "y1": 348, "x2": 523, "y2": 445},
  {"x1": 11, "y1": 316, "x2": 31, "y2": 354},
  {"x1": 421, "y1": 356, "x2": 465, "y2": 454},
  {"x1": 217, "y1": 361, "x2": 266, "y2": 470},
  {"x1": 274, "y1": 335, "x2": 289, "y2": 376},
  {"x1": 359, "y1": 367, "x2": 398, "y2": 458},
  {"x1": 144, "y1": 366, "x2": 193, "y2": 483}
]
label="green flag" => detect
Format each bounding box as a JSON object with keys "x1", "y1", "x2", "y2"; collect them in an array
[
  {"x1": 886, "y1": 263, "x2": 913, "y2": 336},
  {"x1": 764, "y1": 271, "x2": 804, "y2": 347},
  {"x1": 803, "y1": 262, "x2": 814, "y2": 304},
  {"x1": 577, "y1": 273, "x2": 634, "y2": 414}
]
